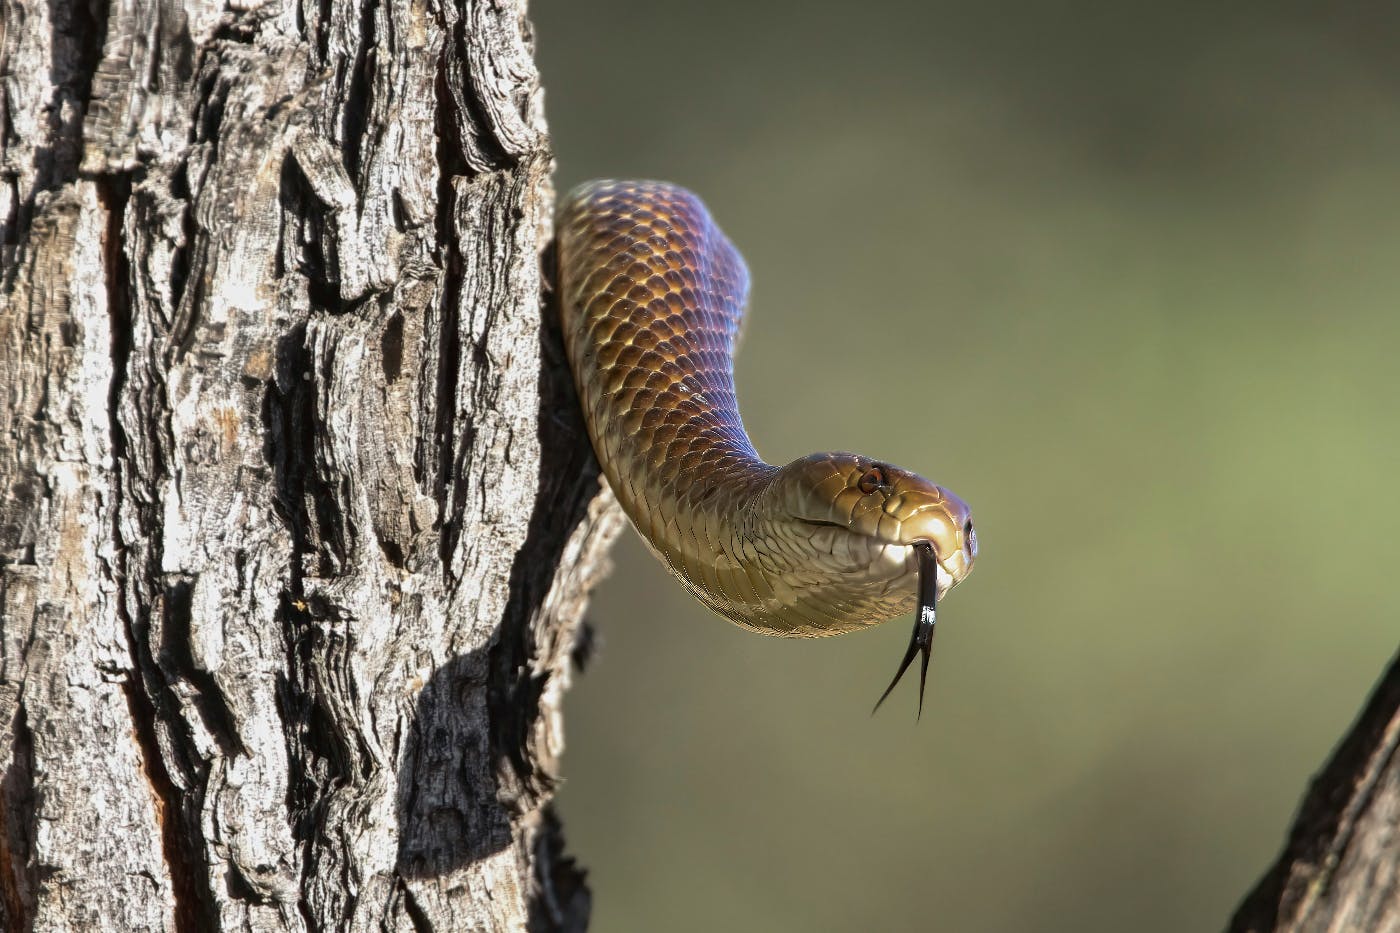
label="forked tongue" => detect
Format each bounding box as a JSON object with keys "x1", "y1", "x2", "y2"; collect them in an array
[{"x1": 871, "y1": 542, "x2": 938, "y2": 719}]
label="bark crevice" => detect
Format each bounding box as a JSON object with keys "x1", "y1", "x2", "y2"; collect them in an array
[
  {"x1": 429, "y1": 59, "x2": 467, "y2": 575},
  {"x1": 102, "y1": 167, "x2": 218, "y2": 933},
  {"x1": 118, "y1": 650, "x2": 218, "y2": 933},
  {"x1": 0, "y1": 700, "x2": 36, "y2": 930}
]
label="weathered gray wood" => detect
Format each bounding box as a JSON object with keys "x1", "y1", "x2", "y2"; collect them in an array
[
  {"x1": 1229, "y1": 648, "x2": 1400, "y2": 933},
  {"x1": 0, "y1": 0, "x2": 621, "y2": 928}
]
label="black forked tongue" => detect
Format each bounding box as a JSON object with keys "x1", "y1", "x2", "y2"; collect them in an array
[{"x1": 872, "y1": 542, "x2": 938, "y2": 719}]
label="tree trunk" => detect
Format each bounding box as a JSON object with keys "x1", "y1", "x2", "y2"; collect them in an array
[
  {"x1": 1229, "y1": 647, "x2": 1400, "y2": 933},
  {"x1": 0, "y1": 0, "x2": 621, "y2": 928}
]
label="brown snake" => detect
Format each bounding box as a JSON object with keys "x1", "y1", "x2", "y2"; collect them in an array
[{"x1": 557, "y1": 180, "x2": 977, "y2": 714}]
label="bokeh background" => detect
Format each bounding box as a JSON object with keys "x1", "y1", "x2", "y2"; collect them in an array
[{"x1": 534, "y1": 4, "x2": 1400, "y2": 931}]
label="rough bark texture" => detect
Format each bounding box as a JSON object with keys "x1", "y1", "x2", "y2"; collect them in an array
[
  {"x1": 0, "y1": 0, "x2": 623, "y2": 928},
  {"x1": 1229, "y1": 647, "x2": 1400, "y2": 933}
]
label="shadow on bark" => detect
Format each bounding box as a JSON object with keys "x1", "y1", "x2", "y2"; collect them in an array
[
  {"x1": 396, "y1": 276, "x2": 609, "y2": 891},
  {"x1": 488, "y1": 274, "x2": 606, "y2": 809},
  {"x1": 396, "y1": 648, "x2": 514, "y2": 876}
]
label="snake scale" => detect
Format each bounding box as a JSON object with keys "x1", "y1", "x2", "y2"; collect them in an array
[{"x1": 557, "y1": 180, "x2": 977, "y2": 713}]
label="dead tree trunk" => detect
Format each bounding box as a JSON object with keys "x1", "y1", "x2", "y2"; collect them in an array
[
  {"x1": 0, "y1": 0, "x2": 621, "y2": 928},
  {"x1": 1229, "y1": 647, "x2": 1400, "y2": 933}
]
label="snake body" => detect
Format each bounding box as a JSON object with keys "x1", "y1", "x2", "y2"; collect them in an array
[{"x1": 557, "y1": 180, "x2": 976, "y2": 647}]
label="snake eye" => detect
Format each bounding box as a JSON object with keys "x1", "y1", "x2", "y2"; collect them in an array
[{"x1": 857, "y1": 466, "x2": 888, "y2": 495}]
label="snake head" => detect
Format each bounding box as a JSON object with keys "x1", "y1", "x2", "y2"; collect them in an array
[{"x1": 771, "y1": 452, "x2": 977, "y2": 597}]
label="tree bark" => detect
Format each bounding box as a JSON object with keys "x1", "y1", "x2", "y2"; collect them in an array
[
  {"x1": 1229, "y1": 647, "x2": 1400, "y2": 933},
  {"x1": 0, "y1": 0, "x2": 621, "y2": 928}
]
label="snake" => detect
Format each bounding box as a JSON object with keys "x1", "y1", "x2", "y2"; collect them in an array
[{"x1": 556, "y1": 180, "x2": 977, "y2": 715}]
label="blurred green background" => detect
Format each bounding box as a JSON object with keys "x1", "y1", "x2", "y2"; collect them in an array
[{"x1": 535, "y1": 3, "x2": 1400, "y2": 931}]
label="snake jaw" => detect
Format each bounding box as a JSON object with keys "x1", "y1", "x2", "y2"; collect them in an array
[
  {"x1": 933, "y1": 548, "x2": 973, "y2": 599},
  {"x1": 872, "y1": 542, "x2": 940, "y2": 719}
]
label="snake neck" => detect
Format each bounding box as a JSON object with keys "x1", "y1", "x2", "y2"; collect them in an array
[
  {"x1": 597, "y1": 427, "x2": 779, "y2": 573},
  {"x1": 608, "y1": 445, "x2": 798, "y2": 631},
  {"x1": 557, "y1": 179, "x2": 929, "y2": 637},
  {"x1": 600, "y1": 437, "x2": 917, "y2": 639}
]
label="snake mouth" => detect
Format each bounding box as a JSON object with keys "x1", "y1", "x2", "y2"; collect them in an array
[
  {"x1": 907, "y1": 538, "x2": 971, "y2": 599},
  {"x1": 794, "y1": 517, "x2": 846, "y2": 531},
  {"x1": 793, "y1": 516, "x2": 971, "y2": 596}
]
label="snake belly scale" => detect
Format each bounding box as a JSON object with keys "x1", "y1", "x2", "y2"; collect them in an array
[{"x1": 557, "y1": 180, "x2": 977, "y2": 708}]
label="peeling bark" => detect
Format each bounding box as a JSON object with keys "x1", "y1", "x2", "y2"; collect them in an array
[{"x1": 0, "y1": 0, "x2": 621, "y2": 928}]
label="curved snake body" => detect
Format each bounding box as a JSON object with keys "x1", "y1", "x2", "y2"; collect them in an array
[{"x1": 557, "y1": 180, "x2": 976, "y2": 708}]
